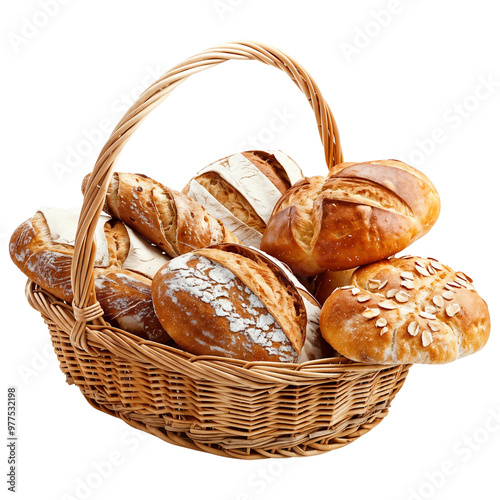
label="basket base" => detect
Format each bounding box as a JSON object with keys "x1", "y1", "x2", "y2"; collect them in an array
[
  {"x1": 82, "y1": 393, "x2": 392, "y2": 459},
  {"x1": 27, "y1": 281, "x2": 410, "y2": 460}
]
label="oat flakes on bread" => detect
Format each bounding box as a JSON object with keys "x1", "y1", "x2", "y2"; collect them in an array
[
  {"x1": 82, "y1": 171, "x2": 240, "y2": 258},
  {"x1": 9, "y1": 207, "x2": 171, "y2": 344},
  {"x1": 152, "y1": 244, "x2": 331, "y2": 363},
  {"x1": 319, "y1": 256, "x2": 490, "y2": 364},
  {"x1": 260, "y1": 160, "x2": 441, "y2": 277},
  {"x1": 182, "y1": 150, "x2": 303, "y2": 247}
]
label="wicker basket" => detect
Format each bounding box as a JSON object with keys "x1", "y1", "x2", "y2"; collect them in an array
[{"x1": 25, "y1": 41, "x2": 410, "y2": 460}]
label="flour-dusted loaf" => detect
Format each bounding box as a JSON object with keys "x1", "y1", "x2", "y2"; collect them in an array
[
  {"x1": 182, "y1": 151, "x2": 303, "y2": 247},
  {"x1": 9, "y1": 207, "x2": 171, "y2": 344},
  {"x1": 319, "y1": 256, "x2": 490, "y2": 364},
  {"x1": 82, "y1": 172, "x2": 240, "y2": 258},
  {"x1": 261, "y1": 160, "x2": 441, "y2": 276},
  {"x1": 152, "y1": 244, "x2": 331, "y2": 362},
  {"x1": 245, "y1": 246, "x2": 332, "y2": 362}
]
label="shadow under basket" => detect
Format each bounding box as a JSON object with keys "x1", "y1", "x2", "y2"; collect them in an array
[{"x1": 27, "y1": 281, "x2": 410, "y2": 460}]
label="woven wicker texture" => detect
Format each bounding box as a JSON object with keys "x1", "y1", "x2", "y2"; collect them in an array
[{"x1": 26, "y1": 41, "x2": 410, "y2": 459}]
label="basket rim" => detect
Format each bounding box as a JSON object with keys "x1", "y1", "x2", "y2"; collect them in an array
[{"x1": 27, "y1": 279, "x2": 412, "y2": 387}]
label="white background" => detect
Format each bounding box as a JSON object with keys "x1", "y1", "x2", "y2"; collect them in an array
[{"x1": 2, "y1": 1, "x2": 499, "y2": 499}]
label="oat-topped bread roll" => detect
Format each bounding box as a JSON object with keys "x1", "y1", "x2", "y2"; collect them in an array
[
  {"x1": 9, "y1": 207, "x2": 171, "y2": 344},
  {"x1": 152, "y1": 244, "x2": 331, "y2": 363},
  {"x1": 182, "y1": 150, "x2": 303, "y2": 247},
  {"x1": 319, "y1": 256, "x2": 490, "y2": 364},
  {"x1": 82, "y1": 172, "x2": 240, "y2": 258},
  {"x1": 261, "y1": 160, "x2": 441, "y2": 277}
]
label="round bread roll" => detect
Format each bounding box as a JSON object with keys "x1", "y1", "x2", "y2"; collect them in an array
[
  {"x1": 260, "y1": 160, "x2": 441, "y2": 277},
  {"x1": 182, "y1": 150, "x2": 303, "y2": 247},
  {"x1": 152, "y1": 244, "x2": 331, "y2": 363},
  {"x1": 319, "y1": 256, "x2": 490, "y2": 364}
]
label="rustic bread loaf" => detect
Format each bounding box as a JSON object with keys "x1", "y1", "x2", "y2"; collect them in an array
[
  {"x1": 82, "y1": 172, "x2": 240, "y2": 258},
  {"x1": 246, "y1": 246, "x2": 332, "y2": 362},
  {"x1": 260, "y1": 160, "x2": 441, "y2": 277},
  {"x1": 313, "y1": 268, "x2": 357, "y2": 305},
  {"x1": 319, "y1": 256, "x2": 490, "y2": 364},
  {"x1": 9, "y1": 207, "x2": 171, "y2": 344},
  {"x1": 152, "y1": 244, "x2": 331, "y2": 362},
  {"x1": 182, "y1": 151, "x2": 303, "y2": 247}
]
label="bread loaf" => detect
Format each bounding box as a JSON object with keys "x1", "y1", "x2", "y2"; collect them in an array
[
  {"x1": 182, "y1": 151, "x2": 303, "y2": 246},
  {"x1": 313, "y1": 268, "x2": 357, "y2": 305},
  {"x1": 319, "y1": 256, "x2": 490, "y2": 364},
  {"x1": 261, "y1": 160, "x2": 441, "y2": 276},
  {"x1": 246, "y1": 246, "x2": 332, "y2": 362},
  {"x1": 9, "y1": 207, "x2": 171, "y2": 344},
  {"x1": 152, "y1": 244, "x2": 331, "y2": 362},
  {"x1": 82, "y1": 172, "x2": 240, "y2": 258}
]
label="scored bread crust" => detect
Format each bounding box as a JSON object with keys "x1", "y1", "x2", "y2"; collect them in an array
[
  {"x1": 152, "y1": 253, "x2": 300, "y2": 362},
  {"x1": 319, "y1": 256, "x2": 490, "y2": 364},
  {"x1": 182, "y1": 150, "x2": 303, "y2": 246},
  {"x1": 230, "y1": 245, "x2": 332, "y2": 361},
  {"x1": 82, "y1": 172, "x2": 240, "y2": 257},
  {"x1": 9, "y1": 209, "x2": 171, "y2": 344},
  {"x1": 261, "y1": 160, "x2": 441, "y2": 276},
  {"x1": 194, "y1": 246, "x2": 306, "y2": 354},
  {"x1": 152, "y1": 244, "x2": 332, "y2": 362}
]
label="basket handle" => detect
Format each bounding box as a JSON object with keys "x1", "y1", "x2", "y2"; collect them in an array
[{"x1": 69, "y1": 40, "x2": 344, "y2": 353}]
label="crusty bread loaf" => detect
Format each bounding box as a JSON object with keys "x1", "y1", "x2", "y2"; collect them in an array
[
  {"x1": 313, "y1": 268, "x2": 357, "y2": 305},
  {"x1": 260, "y1": 160, "x2": 441, "y2": 276},
  {"x1": 244, "y1": 246, "x2": 332, "y2": 362},
  {"x1": 319, "y1": 256, "x2": 490, "y2": 364},
  {"x1": 82, "y1": 172, "x2": 240, "y2": 257},
  {"x1": 182, "y1": 151, "x2": 303, "y2": 247},
  {"x1": 9, "y1": 207, "x2": 171, "y2": 344},
  {"x1": 152, "y1": 244, "x2": 331, "y2": 362}
]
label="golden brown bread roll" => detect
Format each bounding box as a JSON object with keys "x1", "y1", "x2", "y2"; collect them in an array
[
  {"x1": 313, "y1": 268, "x2": 357, "y2": 305},
  {"x1": 260, "y1": 160, "x2": 441, "y2": 277},
  {"x1": 82, "y1": 172, "x2": 240, "y2": 258},
  {"x1": 319, "y1": 256, "x2": 490, "y2": 364},
  {"x1": 152, "y1": 244, "x2": 331, "y2": 362},
  {"x1": 182, "y1": 151, "x2": 303, "y2": 247},
  {"x1": 9, "y1": 207, "x2": 171, "y2": 344}
]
